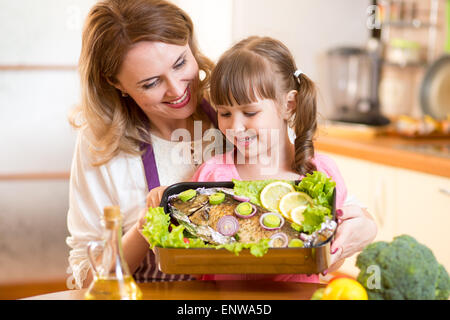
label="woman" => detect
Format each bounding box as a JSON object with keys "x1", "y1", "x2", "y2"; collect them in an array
[
  {"x1": 66, "y1": 0, "x2": 377, "y2": 289},
  {"x1": 66, "y1": 0, "x2": 221, "y2": 288}
]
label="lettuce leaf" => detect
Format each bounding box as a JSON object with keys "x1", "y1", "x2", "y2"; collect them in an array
[
  {"x1": 295, "y1": 171, "x2": 336, "y2": 233},
  {"x1": 142, "y1": 207, "x2": 209, "y2": 249},
  {"x1": 295, "y1": 171, "x2": 335, "y2": 209},
  {"x1": 142, "y1": 207, "x2": 171, "y2": 249},
  {"x1": 215, "y1": 239, "x2": 270, "y2": 257},
  {"x1": 301, "y1": 205, "x2": 331, "y2": 234}
]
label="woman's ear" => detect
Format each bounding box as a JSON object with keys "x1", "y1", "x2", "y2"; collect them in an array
[
  {"x1": 283, "y1": 90, "x2": 297, "y2": 120},
  {"x1": 106, "y1": 77, "x2": 126, "y2": 95}
]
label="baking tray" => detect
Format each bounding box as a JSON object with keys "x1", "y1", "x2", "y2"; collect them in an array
[{"x1": 155, "y1": 181, "x2": 336, "y2": 275}]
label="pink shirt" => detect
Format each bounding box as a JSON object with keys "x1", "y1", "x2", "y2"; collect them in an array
[{"x1": 191, "y1": 150, "x2": 348, "y2": 283}]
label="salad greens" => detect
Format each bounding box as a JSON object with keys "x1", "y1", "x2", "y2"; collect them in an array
[
  {"x1": 296, "y1": 171, "x2": 335, "y2": 209},
  {"x1": 296, "y1": 171, "x2": 336, "y2": 233},
  {"x1": 215, "y1": 239, "x2": 270, "y2": 257},
  {"x1": 142, "y1": 207, "x2": 208, "y2": 249}
]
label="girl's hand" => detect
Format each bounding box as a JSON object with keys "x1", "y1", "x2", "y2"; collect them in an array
[{"x1": 325, "y1": 205, "x2": 378, "y2": 274}]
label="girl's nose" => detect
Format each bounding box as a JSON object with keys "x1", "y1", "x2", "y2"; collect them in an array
[
  {"x1": 230, "y1": 115, "x2": 246, "y2": 133},
  {"x1": 165, "y1": 75, "x2": 185, "y2": 99}
]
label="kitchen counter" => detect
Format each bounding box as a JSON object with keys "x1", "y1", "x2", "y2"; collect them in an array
[
  {"x1": 315, "y1": 123, "x2": 450, "y2": 178},
  {"x1": 23, "y1": 280, "x2": 325, "y2": 300}
]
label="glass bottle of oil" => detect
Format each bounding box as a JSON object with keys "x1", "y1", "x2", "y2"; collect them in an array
[{"x1": 84, "y1": 206, "x2": 143, "y2": 300}]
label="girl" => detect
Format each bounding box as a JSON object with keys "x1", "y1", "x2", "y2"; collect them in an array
[{"x1": 191, "y1": 36, "x2": 351, "y2": 282}]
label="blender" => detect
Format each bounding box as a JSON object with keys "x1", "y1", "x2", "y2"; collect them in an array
[{"x1": 327, "y1": 44, "x2": 390, "y2": 126}]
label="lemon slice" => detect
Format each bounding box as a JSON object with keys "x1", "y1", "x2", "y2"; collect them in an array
[
  {"x1": 279, "y1": 192, "x2": 313, "y2": 220},
  {"x1": 290, "y1": 205, "x2": 308, "y2": 225},
  {"x1": 260, "y1": 182, "x2": 295, "y2": 213}
]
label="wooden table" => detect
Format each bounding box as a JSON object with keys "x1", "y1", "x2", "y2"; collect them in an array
[{"x1": 23, "y1": 280, "x2": 324, "y2": 300}]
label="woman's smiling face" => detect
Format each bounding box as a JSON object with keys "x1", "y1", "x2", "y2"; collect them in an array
[{"x1": 114, "y1": 41, "x2": 199, "y2": 122}]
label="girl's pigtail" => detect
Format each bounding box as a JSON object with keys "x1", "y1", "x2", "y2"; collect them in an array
[{"x1": 291, "y1": 72, "x2": 317, "y2": 176}]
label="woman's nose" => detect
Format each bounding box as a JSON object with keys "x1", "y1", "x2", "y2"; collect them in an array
[{"x1": 165, "y1": 75, "x2": 185, "y2": 98}]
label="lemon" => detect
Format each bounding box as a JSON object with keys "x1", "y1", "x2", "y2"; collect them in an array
[
  {"x1": 290, "y1": 205, "x2": 308, "y2": 225},
  {"x1": 321, "y1": 278, "x2": 368, "y2": 300},
  {"x1": 278, "y1": 192, "x2": 313, "y2": 221},
  {"x1": 260, "y1": 182, "x2": 295, "y2": 213}
]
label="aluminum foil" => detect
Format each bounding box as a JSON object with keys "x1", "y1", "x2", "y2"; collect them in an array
[
  {"x1": 300, "y1": 217, "x2": 337, "y2": 248},
  {"x1": 170, "y1": 205, "x2": 236, "y2": 245}
]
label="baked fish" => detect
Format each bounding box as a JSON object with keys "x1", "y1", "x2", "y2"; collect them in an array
[{"x1": 168, "y1": 187, "x2": 301, "y2": 246}]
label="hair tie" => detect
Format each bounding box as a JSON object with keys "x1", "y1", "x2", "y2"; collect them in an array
[{"x1": 294, "y1": 69, "x2": 303, "y2": 78}]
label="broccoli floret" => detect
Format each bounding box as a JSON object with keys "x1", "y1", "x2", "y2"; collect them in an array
[
  {"x1": 355, "y1": 235, "x2": 450, "y2": 300},
  {"x1": 435, "y1": 264, "x2": 450, "y2": 300}
]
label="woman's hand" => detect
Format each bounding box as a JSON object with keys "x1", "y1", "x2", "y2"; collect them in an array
[
  {"x1": 135, "y1": 186, "x2": 168, "y2": 234},
  {"x1": 146, "y1": 185, "x2": 168, "y2": 209},
  {"x1": 326, "y1": 205, "x2": 378, "y2": 274}
]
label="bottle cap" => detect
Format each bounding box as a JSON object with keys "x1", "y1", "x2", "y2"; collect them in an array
[{"x1": 103, "y1": 206, "x2": 121, "y2": 220}]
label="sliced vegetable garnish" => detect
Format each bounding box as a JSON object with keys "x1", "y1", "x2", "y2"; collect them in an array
[
  {"x1": 217, "y1": 215, "x2": 240, "y2": 236},
  {"x1": 209, "y1": 192, "x2": 225, "y2": 205},
  {"x1": 260, "y1": 212, "x2": 284, "y2": 230},
  {"x1": 234, "y1": 202, "x2": 256, "y2": 218},
  {"x1": 233, "y1": 194, "x2": 251, "y2": 202},
  {"x1": 269, "y1": 232, "x2": 289, "y2": 248},
  {"x1": 264, "y1": 215, "x2": 280, "y2": 228},
  {"x1": 288, "y1": 238, "x2": 304, "y2": 248},
  {"x1": 179, "y1": 189, "x2": 197, "y2": 202}
]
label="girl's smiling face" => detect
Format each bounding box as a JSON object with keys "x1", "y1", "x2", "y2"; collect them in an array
[
  {"x1": 114, "y1": 41, "x2": 200, "y2": 123},
  {"x1": 217, "y1": 98, "x2": 287, "y2": 161}
]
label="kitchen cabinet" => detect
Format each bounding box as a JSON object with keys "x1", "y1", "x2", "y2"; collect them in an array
[
  {"x1": 319, "y1": 152, "x2": 450, "y2": 278},
  {"x1": 394, "y1": 168, "x2": 450, "y2": 274}
]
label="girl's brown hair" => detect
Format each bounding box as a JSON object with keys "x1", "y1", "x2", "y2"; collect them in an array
[
  {"x1": 210, "y1": 36, "x2": 317, "y2": 176},
  {"x1": 70, "y1": 0, "x2": 214, "y2": 166}
]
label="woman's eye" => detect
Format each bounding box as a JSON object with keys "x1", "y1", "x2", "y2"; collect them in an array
[
  {"x1": 244, "y1": 112, "x2": 258, "y2": 117},
  {"x1": 174, "y1": 59, "x2": 186, "y2": 70},
  {"x1": 219, "y1": 113, "x2": 231, "y2": 118},
  {"x1": 142, "y1": 80, "x2": 158, "y2": 90}
]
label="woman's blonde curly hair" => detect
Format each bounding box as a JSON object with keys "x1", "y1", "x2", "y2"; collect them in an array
[{"x1": 70, "y1": 0, "x2": 214, "y2": 166}]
